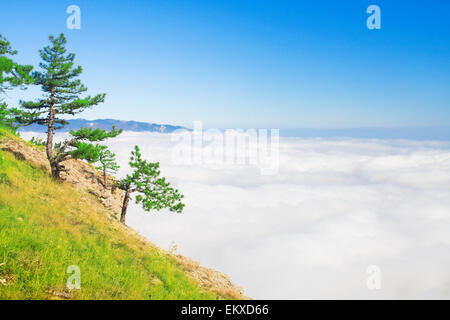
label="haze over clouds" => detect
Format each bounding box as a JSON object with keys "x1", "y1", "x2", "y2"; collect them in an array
[{"x1": 22, "y1": 131, "x2": 450, "y2": 299}]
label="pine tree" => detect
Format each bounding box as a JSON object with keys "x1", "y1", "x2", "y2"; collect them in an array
[
  {"x1": 118, "y1": 146, "x2": 185, "y2": 224},
  {"x1": 95, "y1": 146, "x2": 120, "y2": 188},
  {"x1": 0, "y1": 103, "x2": 12, "y2": 127},
  {"x1": 51, "y1": 126, "x2": 122, "y2": 178},
  {"x1": 0, "y1": 34, "x2": 33, "y2": 128},
  {"x1": 17, "y1": 34, "x2": 105, "y2": 178},
  {"x1": 0, "y1": 34, "x2": 33, "y2": 94}
]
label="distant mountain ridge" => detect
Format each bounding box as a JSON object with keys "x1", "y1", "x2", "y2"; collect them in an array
[{"x1": 18, "y1": 118, "x2": 188, "y2": 133}]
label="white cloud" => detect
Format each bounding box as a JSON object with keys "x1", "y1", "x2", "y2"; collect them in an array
[{"x1": 21, "y1": 132, "x2": 450, "y2": 299}]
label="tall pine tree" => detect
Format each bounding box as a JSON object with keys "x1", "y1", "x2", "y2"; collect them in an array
[{"x1": 18, "y1": 34, "x2": 105, "y2": 178}]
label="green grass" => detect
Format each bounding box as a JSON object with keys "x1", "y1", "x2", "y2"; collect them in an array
[
  {"x1": 0, "y1": 127, "x2": 218, "y2": 300},
  {"x1": 0, "y1": 123, "x2": 19, "y2": 140},
  {"x1": 0, "y1": 124, "x2": 45, "y2": 151}
]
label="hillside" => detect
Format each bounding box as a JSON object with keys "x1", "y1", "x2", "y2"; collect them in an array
[
  {"x1": 0, "y1": 126, "x2": 244, "y2": 300},
  {"x1": 17, "y1": 119, "x2": 188, "y2": 133}
]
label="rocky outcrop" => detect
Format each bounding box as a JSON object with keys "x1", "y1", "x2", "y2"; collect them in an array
[
  {"x1": 0, "y1": 137, "x2": 123, "y2": 219},
  {"x1": 174, "y1": 255, "x2": 247, "y2": 300},
  {"x1": 58, "y1": 159, "x2": 124, "y2": 219},
  {"x1": 1, "y1": 139, "x2": 48, "y2": 171}
]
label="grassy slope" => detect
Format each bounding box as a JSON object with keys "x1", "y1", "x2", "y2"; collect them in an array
[{"x1": 0, "y1": 126, "x2": 218, "y2": 300}]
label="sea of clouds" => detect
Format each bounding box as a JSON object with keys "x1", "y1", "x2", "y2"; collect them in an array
[{"x1": 22, "y1": 131, "x2": 450, "y2": 299}]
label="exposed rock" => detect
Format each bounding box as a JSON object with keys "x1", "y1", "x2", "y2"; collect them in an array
[
  {"x1": 174, "y1": 254, "x2": 247, "y2": 300},
  {"x1": 58, "y1": 159, "x2": 123, "y2": 219},
  {"x1": 0, "y1": 274, "x2": 14, "y2": 287},
  {"x1": 0, "y1": 139, "x2": 49, "y2": 172},
  {"x1": 47, "y1": 289, "x2": 73, "y2": 300}
]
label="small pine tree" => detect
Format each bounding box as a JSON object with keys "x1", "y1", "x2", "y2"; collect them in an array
[
  {"x1": 118, "y1": 146, "x2": 185, "y2": 224},
  {"x1": 95, "y1": 146, "x2": 120, "y2": 188},
  {"x1": 16, "y1": 34, "x2": 105, "y2": 178}
]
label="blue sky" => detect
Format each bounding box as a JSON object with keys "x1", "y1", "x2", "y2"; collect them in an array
[{"x1": 2, "y1": 0, "x2": 449, "y2": 129}]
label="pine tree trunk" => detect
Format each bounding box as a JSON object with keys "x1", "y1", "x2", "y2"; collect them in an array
[
  {"x1": 47, "y1": 89, "x2": 56, "y2": 178},
  {"x1": 103, "y1": 170, "x2": 107, "y2": 188},
  {"x1": 46, "y1": 109, "x2": 54, "y2": 162},
  {"x1": 50, "y1": 161, "x2": 59, "y2": 180},
  {"x1": 120, "y1": 188, "x2": 131, "y2": 223}
]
